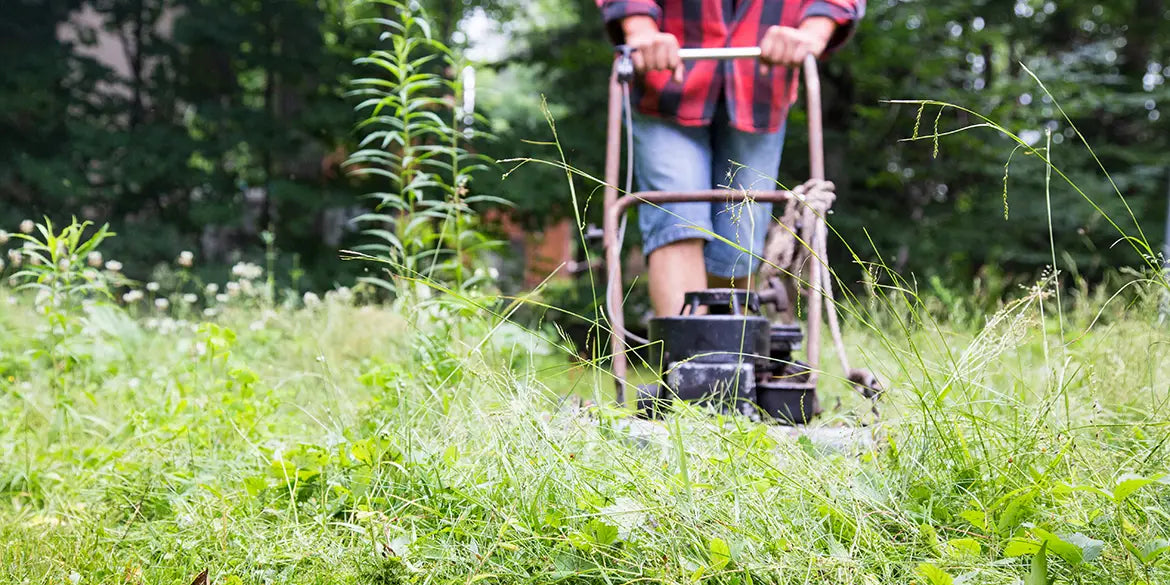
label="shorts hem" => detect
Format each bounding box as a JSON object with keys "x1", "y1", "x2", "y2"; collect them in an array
[{"x1": 641, "y1": 225, "x2": 713, "y2": 257}]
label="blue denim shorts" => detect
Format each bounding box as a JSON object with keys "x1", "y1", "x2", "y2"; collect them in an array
[{"x1": 632, "y1": 103, "x2": 786, "y2": 279}]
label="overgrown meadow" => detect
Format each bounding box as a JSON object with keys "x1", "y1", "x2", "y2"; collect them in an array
[
  {"x1": 1, "y1": 212, "x2": 1170, "y2": 585},
  {"x1": 5, "y1": 2, "x2": 1170, "y2": 584}
]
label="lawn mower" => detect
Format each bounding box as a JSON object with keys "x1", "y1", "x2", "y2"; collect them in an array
[{"x1": 601, "y1": 46, "x2": 881, "y2": 425}]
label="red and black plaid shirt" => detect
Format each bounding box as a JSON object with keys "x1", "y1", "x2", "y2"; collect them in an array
[{"x1": 598, "y1": 0, "x2": 864, "y2": 133}]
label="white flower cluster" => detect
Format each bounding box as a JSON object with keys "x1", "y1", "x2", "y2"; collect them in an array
[{"x1": 231, "y1": 262, "x2": 263, "y2": 280}]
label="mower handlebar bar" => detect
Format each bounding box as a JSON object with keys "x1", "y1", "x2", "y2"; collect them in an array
[{"x1": 676, "y1": 46, "x2": 762, "y2": 60}]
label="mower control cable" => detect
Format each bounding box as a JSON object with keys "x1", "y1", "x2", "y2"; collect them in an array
[{"x1": 609, "y1": 45, "x2": 650, "y2": 346}]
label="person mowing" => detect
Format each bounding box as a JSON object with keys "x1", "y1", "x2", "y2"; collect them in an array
[{"x1": 597, "y1": 0, "x2": 864, "y2": 317}]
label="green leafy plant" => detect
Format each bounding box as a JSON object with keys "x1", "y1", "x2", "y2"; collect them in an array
[
  {"x1": 344, "y1": 0, "x2": 501, "y2": 297},
  {"x1": 9, "y1": 217, "x2": 115, "y2": 311},
  {"x1": 8, "y1": 217, "x2": 117, "y2": 384}
]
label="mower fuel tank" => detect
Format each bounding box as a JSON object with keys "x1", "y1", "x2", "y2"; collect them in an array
[{"x1": 646, "y1": 290, "x2": 770, "y2": 415}]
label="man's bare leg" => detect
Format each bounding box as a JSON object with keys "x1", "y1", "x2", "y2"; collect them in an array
[{"x1": 648, "y1": 238, "x2": 707, "y2": 316}]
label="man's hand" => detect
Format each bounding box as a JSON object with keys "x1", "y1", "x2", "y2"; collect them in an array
[
  {"x1": 622, "y1": 15, "x2": 685, "y2": 83},
  {"x1": 758, "y1": 17, "x2": 836, "y2": 75}
]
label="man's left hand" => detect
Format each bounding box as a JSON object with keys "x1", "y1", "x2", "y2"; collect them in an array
[{"x1": 758, "y1": 18, "x2": 835, "y2": 74}]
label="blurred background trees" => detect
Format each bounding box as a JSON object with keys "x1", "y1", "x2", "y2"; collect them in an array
[{"x1": 2, "y1": 0, "x2": 1168, "y2": 295}]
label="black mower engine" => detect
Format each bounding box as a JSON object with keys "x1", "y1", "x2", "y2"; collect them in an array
[{"x1": 636, "y1": 289, "x2": 819, "y2": 424}]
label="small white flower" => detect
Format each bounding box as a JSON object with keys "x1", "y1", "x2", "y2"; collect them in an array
[
  {"x1": 335, "y1": 287, "x2": 354, "y2": 303},
  {"x1": 303, "y1": 292, "x2": 321, "y2": 307},
  {"x1": 205, "y1": 282, "x2": 219, "y2": 295},
  {"x1": 19, "y1": 220, "x2": 34, "y2": 234},
  {"x1": 86, "y1": 251, "x2": 102, "y2": 268},
  {"x1": 240, "y1": 279, "x2": 255, "y2": 296},
  {"x1": 182, "y1": 293, "x2": 198, "y2": 304},
  {"x1": 226, "y1": 281, "x2": 241, "y2": 296},
  {"x1": 202, "y1": 307, "x2": 218, "y2": 317},
  {"x1": 194, "y1": 341, "x2": 208, "y2": 357},
  {"x1": 155, "y1": 298, "x2": 169, "y2": 310},
  {"x1": 0, "y1": 230, "x2": 8, "y2": 245},
  {"x1": 122, "y1": 290, "x2": 144, "y2": 303},
  {"x1": 105, "y1": 260, "x2": 123, "y2": 272},
  {"x1": 177, "y1": 250, "x2": 194, "y2": 268},
  {"x1": 34, "y1": 289, "x2": 51, "y2": 307},
  {"x1": 127, "y1": 378, "x2": 141, "y2": 390},
  {"x1": 146, "y1": 282, "x2": 160, "y2": 292},
  {"x1": 68, "y1": 570, "x2": 81, "y2": 585},
  {"x1": 215, "y1": 293, "x2": 229, "y2": 303},
  {"x1": 249, "y1": 320, "x2": 265, "y2": 332},
  {"x1": 6, "y1": 249, "x2": 19, "y2": 267},
  {"x1": 58, "y1": 259, "x2": 70, "y2": 271}
]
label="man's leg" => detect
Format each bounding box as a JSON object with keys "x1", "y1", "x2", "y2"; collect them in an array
[
  {"x1": 705, "y1": 117, "x2": 787, "y2": 287},
  {"x1": 648, "y1": 239, "x2": 706, "y2": 316},
  {"x1": 632, "y1": 112, "x2": 714, "y2": 316}
]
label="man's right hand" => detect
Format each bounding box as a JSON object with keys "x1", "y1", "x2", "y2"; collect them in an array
[{"x1": 622, "y1": 16, "x2": 685, "y2": 83}]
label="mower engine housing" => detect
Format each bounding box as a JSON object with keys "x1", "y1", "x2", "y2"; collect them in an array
[{"x1": 639, "y1": 289, "x2": 817, "y2": 424}]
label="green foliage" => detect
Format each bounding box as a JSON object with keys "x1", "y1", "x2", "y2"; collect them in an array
[
  {"x1": 2, "y1": 254, "x2": 1170, "y2": 583},
  {"x1": 1, "y1": 0, "x2": 374, "y2": 291},
  {"x1": 345, "y1": 0, "x2": 501, "y2": 296},
  {"x1": 9, "y1": 217, "x2": 115, "y2": 310}
]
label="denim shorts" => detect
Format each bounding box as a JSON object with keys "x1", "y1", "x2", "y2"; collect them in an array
[{"x1": 632, "y1": 103, "x2": 786, "y2": 279}]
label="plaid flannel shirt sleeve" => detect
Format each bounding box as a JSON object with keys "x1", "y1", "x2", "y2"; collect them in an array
[
  {"x1": 802, "y1": 0, "x2": 865, "y2": 53},
  {"x1": 597, "y1": 0, "x2": 662, "y2": 44}
]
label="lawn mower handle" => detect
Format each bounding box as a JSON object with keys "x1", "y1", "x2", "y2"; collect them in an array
[
  {"x1": 677, "y1": 46, "x2": 763, "y2": 60},
  {"x1": 603, "y1": 50, "x2": 826, "y2": 406}
]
